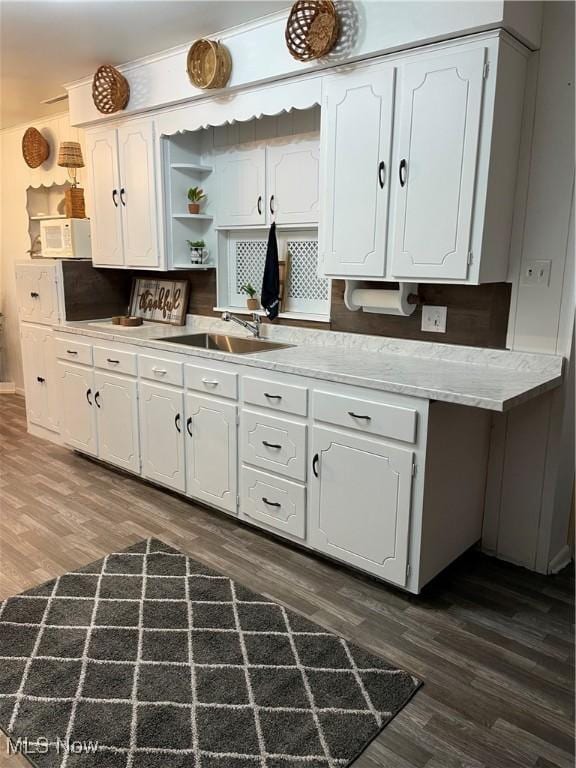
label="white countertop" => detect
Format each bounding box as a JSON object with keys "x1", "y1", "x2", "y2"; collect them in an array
[{"x1": 53, "y1": 317, "x2": 564, "y2": 412}]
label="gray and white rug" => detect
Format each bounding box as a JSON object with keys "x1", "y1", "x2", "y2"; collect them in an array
[{"x1": 0, "y1": 539, "x2": 421, "y2": 768}]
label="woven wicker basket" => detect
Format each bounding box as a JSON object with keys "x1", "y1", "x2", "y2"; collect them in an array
[
  {"x1": 187, "y1": 40, "x2": 232, "y2": 89},
  {"x1": 92, "y1": 65, "x2": 130, "y2": 114},
  {"x1": 22, "y1": 128, "x2": 50, "y2": 168},
  {"x1": 285, "y1": 0, "x2": 339, "y2": 61}
]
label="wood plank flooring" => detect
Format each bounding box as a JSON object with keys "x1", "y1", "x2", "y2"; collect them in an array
[{"x1": 0, "y1": 394, "x2": 573, "y2": 767}]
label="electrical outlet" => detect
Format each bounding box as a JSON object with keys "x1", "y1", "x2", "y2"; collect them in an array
[
  {"x1": 421, "y1": 305, "x2": 447, "y2": 333},
  {"x1": 522, "y1": 260, "x2": 552, "y2": 286}
]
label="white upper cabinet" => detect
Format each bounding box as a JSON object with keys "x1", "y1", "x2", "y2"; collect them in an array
[
  {"x1": 16, "y1": 263, "x2": 60, "y2": 325},
  {"x1": 216, "y1": 146, "x2": 266, "y2": 227},
  {"x1": 85, "y1": 128, "x2": 124, "y2": 267},
  {"x1": 390, "y1": 47, "x2": 485, "y2": 281},
  {"x1": 266, "y1": 139, "x2": 320, "y2": 225},
  {"x1": 117, "y1": 122, "x2": 160, "y2": 268},
  {"x1": 85, "y1": 119, "x2": 160, "y2": 269},
  {"x1": 319, "y1": 64, "x2": 395, "y2": 278}
]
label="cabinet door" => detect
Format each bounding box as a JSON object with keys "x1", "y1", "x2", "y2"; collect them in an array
[
  {"x1": 139, "y1": 382, "x2": 185, "y2": 492},
  {"x1": 309, "y1": 427, "x2": 413, "y2": 586},
  {"x1": 58, "y1": 363, "x2": 97, "y2": 455},
  {"x1": 267, "y1": 139, "x2": 320, "y2": 225},
  {"x1": 117, "y1": 121, "x2": 160, "y2": 268},
  {"x1": 21, "y1": 325, "x2": 58, "y2": 432},
  {"x1": 320, "y1": 65, "x2": 395, "y2": 277},
  {"x1": 390, "y1": 48, "x2": 486, "y2": 280},
  {"x1": 85, "y1": 128, "x2": 124, "y2": 267},
  {"x1": 16, "y1": 264, "x2": 59, "y2": 324},
  {"x1": 94, "y1": 371, "x2": 140, "y2": 474},
  {"x1": 185, "y1": 393, "x2": 237, "y2": 514},
  {"x1": 216, "y1": 146, "x2": 266, "y2": 227}
]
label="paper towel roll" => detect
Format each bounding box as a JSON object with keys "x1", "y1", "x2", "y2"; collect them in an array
[{"x1": 349, "y1": 287, "x2": 417, "y2": 316}]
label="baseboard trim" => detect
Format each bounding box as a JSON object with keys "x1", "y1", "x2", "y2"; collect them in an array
[
  {"x1": 0, "y1": 382, "x2": 16, "y2": 393},
  {"x1": 548, "y1": 544, "x2": 573, "y2": 574}
]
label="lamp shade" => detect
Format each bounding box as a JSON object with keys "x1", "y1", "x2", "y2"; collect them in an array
[{"x1": 57, "y1": 141, "x2": 84, "y2": 168}]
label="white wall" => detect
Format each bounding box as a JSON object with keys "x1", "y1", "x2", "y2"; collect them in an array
[
  {"x1": 483, "y1": 0, "x2": 575, "y2": 573},
  {"x1": 0, "y1": 113, "x2": 85, "y2": 391}
]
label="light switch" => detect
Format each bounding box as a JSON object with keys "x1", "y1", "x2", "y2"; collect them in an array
[
  {"x1": 522, "y1": 260, "x2": 552, "y2": 286},
  {"x1": 421, "y1": 305, "x2": 447, "y2": 333}
]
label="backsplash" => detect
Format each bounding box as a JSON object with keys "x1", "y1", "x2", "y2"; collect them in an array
[{"x1": 182, "y1": 270, "x2": 512, "y2": 350}]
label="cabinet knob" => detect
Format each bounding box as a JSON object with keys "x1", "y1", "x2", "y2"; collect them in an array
[
  {"x1": 399, "y1": 159, "x2": 407, "y2": 187},
  {"x1": 112, "y1": 189, "x2": 119, "y2": 207},
  {"x1": 348, "y1": 411, "x2": 371, "y2": 421},
  {"x1": 86, "y1": 388, "x2": 93, "y2": 406},
  {"x1": 312, "y1": 453, "x2": 319, "y2": 478},
  {"x1": 30, "y1": 292, "x2": 39, "y2": 298},
  {"x1": 378, "y1": 161, "x2": 385, "y2": 189},
  {"x1": 262, "y1": 440, "x2": 282, "y2": 450},
  {"x1": 269, "y1": 195, "x2": 275, "y2": 215},
  {"x1": 94, "y1": 391, "x2": 101, "y2": 408},
  {"x1": 120, "y1": 188, "x2": 126, "y2": 206},
  {"x1": 36, "y1": 376, "x2": 45, "y2": 384},
  {"x1": 186, "y1": 416, "x2": 193, "y2": 437},
  {"x1": 262, "y1": 497, "x2": 281, "y2": 508},
  {"x1": 257, "y1": 196, "x2": 262, "y2": 216},
  {"x1": 175, "y1": 413, "x2": 181, "y2": 433}
]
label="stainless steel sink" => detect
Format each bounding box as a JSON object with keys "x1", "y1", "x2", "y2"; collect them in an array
[{"x1": 156, "y1": 333, "x2": 294, "y2": 355}]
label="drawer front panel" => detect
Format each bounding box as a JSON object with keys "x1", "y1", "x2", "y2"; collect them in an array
[
  {"x1": 241, "y1": 466, "x2": 305, "y2": 540},
  {"x1": 185, "y1": 363, "x2": 238, "y2": 400},
  {"x1": 313, "y1": 390, "x2": 418, "y2": 443},
  {"x1": 243, "y1": 376, "x2": 307, "y2": 417},
  {"x1": 241, "y1": 410, "x2": 306, "y2": 481},
  {"x1": 55, "y1": 338, "x2": 93, "y2": 366},
  {"x1": 139, "y1": 355, "x2": 183, "y2": 387},
  {"x1": 94, "y1": 346, "x2": 137, "y2": 376}
]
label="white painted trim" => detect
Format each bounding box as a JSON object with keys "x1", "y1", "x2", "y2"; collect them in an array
[
  {"x1": 548, "y1": 544, "x2": 573, "y2": 574},
  {"x1": 0, "y1": 382, "x2": 16, "y2": 393}
]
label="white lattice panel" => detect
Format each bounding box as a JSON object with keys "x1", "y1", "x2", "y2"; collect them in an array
[
  {"x1": 234, "y1": 240, "x2": 267, "y2": 294},
  {"x1": 286, "y1": 240, "x2": 329, "y2": 303}
]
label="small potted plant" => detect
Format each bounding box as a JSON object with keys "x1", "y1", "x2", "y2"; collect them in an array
[
  {"x1": 187, "y1": 187, "x2": 206, "y2": 214},
  {"x1": 240, "y1": 283, "x2": 259, "y2": 311},
  {"x1": 186, "y1": 239, "x2": 207, "y2": 264}
]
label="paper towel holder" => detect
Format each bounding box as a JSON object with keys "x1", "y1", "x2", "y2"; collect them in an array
[{"x1": 344, "y1": 281, "x2": 420, "y2": 317}]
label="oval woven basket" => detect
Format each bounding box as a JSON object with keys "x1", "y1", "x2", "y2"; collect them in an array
[
  {"x1": 92, "y1": 64, "x2": 130, "y2": 114},
  {"x1": 187, "y1": 39, "x2": 231, "y2": 90},
  {"x1": 285, "y1": 0, "x2": 339, "y2": 61},
  {"x1": 22, "y1": 127, "x2": 50, "y2": 168}
]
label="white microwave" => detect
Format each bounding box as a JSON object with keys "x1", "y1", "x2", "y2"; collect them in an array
[{"x1": 39, "y1": 218, "x2": 92, "y2": 259}]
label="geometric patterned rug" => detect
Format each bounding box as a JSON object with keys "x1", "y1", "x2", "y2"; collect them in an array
[{"x1": 0, "y1": 538, "x2": 421, "y2": 768}]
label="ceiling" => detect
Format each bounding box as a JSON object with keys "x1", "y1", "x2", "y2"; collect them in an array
[{"x1": 0, "y1": 0, "x2": 290, "y2": 130}]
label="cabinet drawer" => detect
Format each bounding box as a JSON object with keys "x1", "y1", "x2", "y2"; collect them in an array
[
  {"x1": 94, "y1": 346, "x2": 137, "y2": 376},
  {"x1": 185, "y1": 363, "x2": 238, "y2": 400},
  {"x1": 139, "y1": 355, "x2": 183, "y2": 387},
  {"x1": 243, "y1": 376, "x2": 307, "y2": 416},
  {"x1": 55, "y1": 338, "x2": 93, "y2": 366},
  {"x1": 241, "y1": 410, "x2": 306, "y2": 481},
  {"x1": 241, "y1": 466, "x2": 305, "y2": 540},
  {"x1": 313, "y1": 390, "x2": 418, "y2": 443}
]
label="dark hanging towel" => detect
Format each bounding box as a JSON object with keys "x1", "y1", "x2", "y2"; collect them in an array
[{"x1": 261, "y1": 221, "x2": 280, "y2": 320}]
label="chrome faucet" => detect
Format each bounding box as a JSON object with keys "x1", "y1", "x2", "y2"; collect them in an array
[{"x1": 221, "y1": 311, "x2": 262, "y2": 338}]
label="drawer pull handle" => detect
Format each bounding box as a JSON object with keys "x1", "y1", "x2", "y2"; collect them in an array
[
  {"x1": 175, "y1": 413, "x2": 181, "y2": 433},
  {"x1": 202, "y1": 378, "x2": 219, "y2": 386},
  {"x1": 264, "y1": 393, "x2": 282, "y2": 400},
  {"x1": 262, "y1": 440, "x2": 282, "y2": 450},
  {"x1": 67, "y1": 350, "x2": 78, "y2": 355},
  {"x1": 107, "y1": 358, "x2": 120, "y2": 364},
  {"x1": 262, "y1": 497, "x2": 281, "y2": 508},
  {"x1": 86, "y1": 388, "x2": 92, "y2": 406},
  {"x1": 186, "y1": 417, "x2": 193, "y2": 437},
  {"x1": 312, "y1": 453, "x2": 319, "y2": 477},
  {"x1": 30, "y1": 292, "x2": 39, "y2": 298},
  {"x1": 36, "y1": 376, "x2": 45, "y2": 383},
  {"x1": 152, "y1": 367, "x2": 167, "y2": 375},
  {"x1": 94, "y1": 391, "x2": 101, "y2": 408},
  {"x1": 348, "y1": 411, "x2": 371, "y2": 421}
]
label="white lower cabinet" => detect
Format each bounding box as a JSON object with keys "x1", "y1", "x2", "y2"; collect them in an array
[
  {"x1": 185, "y1": 393, "x2": 237, "y2": 514},
  {"x1": 309, "y1": 426, "x2": 414, "y2": 586},
  {"x1": 58, "y1": 363, "x2": 98, "y2": 456},
  {"x1": 241, "y1": 466, "x2": 306, "y2": 540},
  {"x1": 139, "y1": 382, "x2": 185, "y2": 492},
  {"x1": 21, "y1": 325, "x2": 59, "y2": 433},
  {"x1": 94, "y1": 371, "x2": 140, "y2": 473}
]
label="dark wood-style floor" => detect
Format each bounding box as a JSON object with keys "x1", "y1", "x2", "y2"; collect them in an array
[{"x1": 0, "y1": 394, "x2": 574, "y2": 768}]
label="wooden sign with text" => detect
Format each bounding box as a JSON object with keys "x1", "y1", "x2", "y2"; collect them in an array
[{"x1": 129, "y1": 278, "x2": 190, "y2": 325}]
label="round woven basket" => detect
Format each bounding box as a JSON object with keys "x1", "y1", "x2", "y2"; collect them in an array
[
  {"x1": 22, "y1": 127, "x2": 50, "y2": 168},
  {"x1": 285, "y1": 0, "x2": 339, "y2": 61},
  {"x1": 92, "y1": 65, "x2": 130, "y2": 114},
  {"x1": 187, "y1": 40, "x2": 232, "y2": 90}
]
